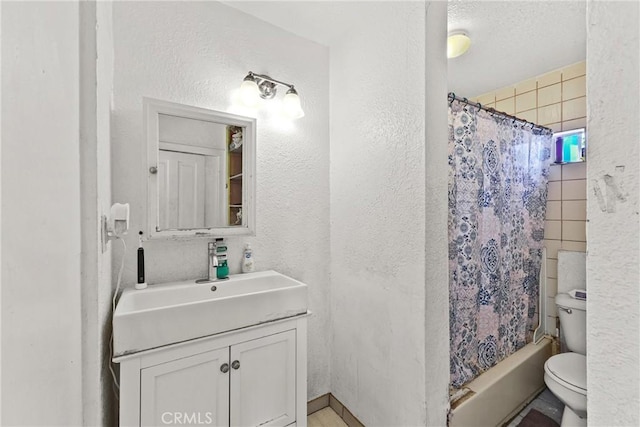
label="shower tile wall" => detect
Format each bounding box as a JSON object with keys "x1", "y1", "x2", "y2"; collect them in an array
[{"x1": 472, "y1": 61, "x2": 587, "y2": 336}]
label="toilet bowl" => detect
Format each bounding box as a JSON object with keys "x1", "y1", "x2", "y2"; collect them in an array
[
  {"x1": 544, "y1": 352, "x2": 587, "y2": 426},
  {"x1": 543, "y1": 292, "x2": 587, "y2": 426}
]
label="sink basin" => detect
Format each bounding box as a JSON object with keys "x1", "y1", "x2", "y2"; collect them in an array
[{"x1": 113, "y1": 270, "x2": 308, "y2": 357}]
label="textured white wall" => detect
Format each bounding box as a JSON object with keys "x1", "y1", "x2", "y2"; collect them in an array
[
  {"x1": 424, "y1": 3, "x2": 451, "y2": 425},
  {"x1": 586, "y1": 2, "x2": 640, "y2": 425},
  {"x1": 79, "y1": 1, "x2": 115, "y2": 425},
  {"x1": 111, "y1": 1, "x2": 330, "y2": 399},
  {"x1": 0, "y1": 0, "x2": 2, "y2": 421},
  {"x1": 329, "y1": 3, "x2": 431, "y2": 425},
  {"x1": 1, "y1": 2, "x2": 83, "y2": 425},
  {"x1": 96, "y1": 2, "x2": 116, "y2": 423}
]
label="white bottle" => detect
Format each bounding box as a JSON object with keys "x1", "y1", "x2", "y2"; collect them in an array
[{"x1": 242, "y1": 243, "x2": 255, "y2": 273}]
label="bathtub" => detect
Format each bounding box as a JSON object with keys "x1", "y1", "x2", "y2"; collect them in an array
[{"x1": 448, "y1": 337, "x2": 553, "y2": 427}]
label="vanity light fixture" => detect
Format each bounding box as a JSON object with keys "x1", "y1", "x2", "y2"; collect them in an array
[
  {"x1": 447, "y1": 31, "x2": 471, "y2": 59},
  {"x1": 239, "y1": 72, "x2": 305, "y2": 119}
]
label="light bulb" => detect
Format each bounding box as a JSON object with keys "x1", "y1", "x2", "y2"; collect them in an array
[
  {"x1": 283, "y1": 88, "x2": 305, "y2": 119},
  {"x1": 240, "y1": 78, "x2": 260, "y2": 106},
  {"x1": 447, "y1": 32, "x2": 471, "y2": 59}
]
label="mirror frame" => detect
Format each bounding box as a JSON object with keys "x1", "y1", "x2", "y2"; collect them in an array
[{"x1": 144, "y1": 98, "x2": 256, "y2": 239}]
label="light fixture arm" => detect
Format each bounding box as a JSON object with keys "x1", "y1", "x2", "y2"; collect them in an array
[{"x1": 247, "y1": 71, "x2": 295, "y2": 90}]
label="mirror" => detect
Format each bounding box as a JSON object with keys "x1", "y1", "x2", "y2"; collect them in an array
[{"x1": 144, "y1": 98, "x2": 256, "y2": 238}]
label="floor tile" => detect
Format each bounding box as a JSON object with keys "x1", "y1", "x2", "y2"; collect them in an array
[
  {"x1": 506, "y1": 414, "x2": 524, "y2": 427},
  {"x1": 538, "y1": 389, "x2": 563, "y2": 408},
  {"x1": 308, "y1": 407, "x2": 348, "y2": 427}
]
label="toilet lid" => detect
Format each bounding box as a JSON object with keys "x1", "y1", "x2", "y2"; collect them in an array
[{"x1": 545, "y1": 353, "x2": 587, "y2": 393}]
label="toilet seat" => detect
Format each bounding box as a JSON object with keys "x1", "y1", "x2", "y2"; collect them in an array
[{"x1": 544, "y1": 353, "x2": 587, "y2": 395}]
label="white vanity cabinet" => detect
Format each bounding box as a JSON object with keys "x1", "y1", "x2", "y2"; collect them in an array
[
  {"x1": 140, "y1": 347, "x2": 230, "y2": 426},
  {"x1": 116, "y1": 315, "x2": 307, "y2": 427}
]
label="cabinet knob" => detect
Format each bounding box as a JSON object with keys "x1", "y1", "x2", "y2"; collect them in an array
[
  {"x1": 149, "y1": 166, "x2": 158, "y2": 174},
  {"x1": 220, "y1": 363, "x2": 229, "y2": 373},
  {"x1": 231, "y1": 360, "x2": 240, "y2": 370}
]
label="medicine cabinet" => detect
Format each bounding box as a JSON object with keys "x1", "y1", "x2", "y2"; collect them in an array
[{"x1": 144, "y1": 98, "x2": 256, "y2": 238}]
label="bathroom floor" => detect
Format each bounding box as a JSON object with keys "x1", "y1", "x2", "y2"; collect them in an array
[
  {"x1": 308, "y1": 407, "x2": 348, "y2": 427},
  {"x1": 507, "y1": 388, "x2": 564, "y2": 426},
  {"x1": 308, "y1": 388, "x2": 563, "y2": 427}
]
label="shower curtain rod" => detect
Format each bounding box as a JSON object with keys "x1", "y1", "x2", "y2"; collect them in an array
[{"x1": 448, "y1": 92, "x2": 553, "y2": 134}]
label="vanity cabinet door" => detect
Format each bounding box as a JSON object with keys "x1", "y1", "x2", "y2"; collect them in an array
[
  {"x1": 140, "y1": 348, "x2": 230, "y2": 427},
  {"x1": 229, "y1": 330, "x2": 296, "y2": 427}
]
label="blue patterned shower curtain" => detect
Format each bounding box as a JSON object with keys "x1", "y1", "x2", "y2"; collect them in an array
[{"x1": 448, "y1": 99, "x2": 553, "y2": 388}]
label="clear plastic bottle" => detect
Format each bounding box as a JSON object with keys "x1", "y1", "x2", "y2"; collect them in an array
[{"x1": 242, "y1": 243, "x2": 255, "y2": 273}]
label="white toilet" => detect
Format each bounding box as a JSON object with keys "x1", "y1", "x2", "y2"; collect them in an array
[{"x1": 544, "y1": 293, "x2": 587, "y2": 426}]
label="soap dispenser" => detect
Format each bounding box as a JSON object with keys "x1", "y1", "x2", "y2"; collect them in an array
[{"x1": 242, "y1": 243, "x2": 255, "y2": 273}]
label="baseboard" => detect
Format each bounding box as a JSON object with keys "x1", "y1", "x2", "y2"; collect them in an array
[
  {"x1": 307, "y1": 393, "x2": 330, "y2": 415},
  {"x1": 307, "y1": 393, "x2": 365, "y2": 427}
]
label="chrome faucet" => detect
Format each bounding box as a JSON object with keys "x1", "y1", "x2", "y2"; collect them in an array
[
  {"x1": 196, "y1": 241, "x2": 219, "y2": 283},
  {"x1": 207, "y1": 241, "x2": 219, "y2": 281}
]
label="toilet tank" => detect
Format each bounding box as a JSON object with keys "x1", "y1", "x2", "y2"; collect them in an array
[{"x1": 556, "y1": 293, "x2": 586, "y2": 354}]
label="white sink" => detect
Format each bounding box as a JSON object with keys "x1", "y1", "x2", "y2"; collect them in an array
[{"x1": 113, "y1": 270, "x2": 308, "y2": 357}]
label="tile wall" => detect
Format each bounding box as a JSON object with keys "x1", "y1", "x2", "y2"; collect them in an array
[{"x1": 471, "y1": 61, "x2": 587, "y2": 336}]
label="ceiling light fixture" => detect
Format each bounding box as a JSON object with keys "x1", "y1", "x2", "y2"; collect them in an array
[
  {"x1": 447, "y1": 31, "x2": 471, "y2": 59},
  {"x1": 239, "y1": 72, "x2": 304, "y2": 119}
]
